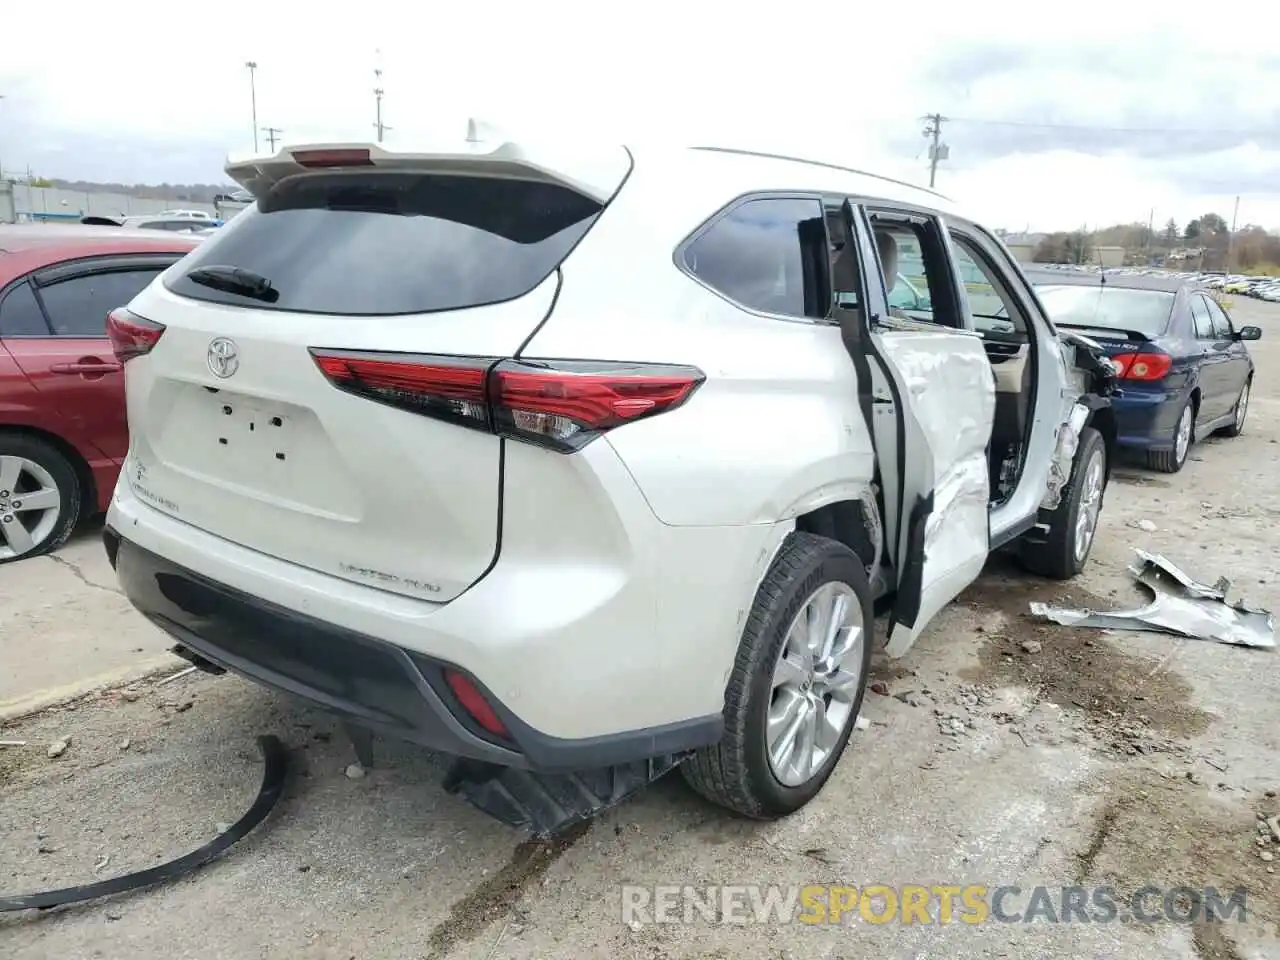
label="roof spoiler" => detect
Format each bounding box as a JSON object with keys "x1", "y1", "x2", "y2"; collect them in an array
[{"x1": 224, "y1": 119, "x2": 631, "y2": 205}]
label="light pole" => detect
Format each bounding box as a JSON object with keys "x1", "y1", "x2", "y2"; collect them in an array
[{"x1": 245, "y1": 62, "x2": 259, "y2": 151}]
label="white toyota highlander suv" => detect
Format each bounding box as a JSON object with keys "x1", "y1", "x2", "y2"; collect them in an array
[{"x1": 103, "y1": 129, "x2": 1117, "y2": 835}]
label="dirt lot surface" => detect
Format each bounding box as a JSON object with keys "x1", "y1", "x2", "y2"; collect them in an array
[{"x1": 3, "y1": 300, "x2": 1279, "y2": 959}]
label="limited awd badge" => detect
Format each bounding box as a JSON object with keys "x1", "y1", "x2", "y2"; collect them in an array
[{"x1": 207, "y1": 337, "x2": 240, "y2": 379}]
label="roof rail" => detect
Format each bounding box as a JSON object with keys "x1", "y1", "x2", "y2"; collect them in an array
[{"x1": 689, "y1": 146, "x2": 952, "y2": 202}]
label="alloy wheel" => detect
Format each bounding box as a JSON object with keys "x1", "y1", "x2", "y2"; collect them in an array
[
  {"x1": 767, "y1": 581, "x2": 864, "y2": 787},
  {"x1": 0, "y1": 456, "x2": 62, "y2": 560}
]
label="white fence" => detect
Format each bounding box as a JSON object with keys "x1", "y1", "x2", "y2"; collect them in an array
[{"x1": 5, "y1": 184, "x2": 219, "y2": 223}]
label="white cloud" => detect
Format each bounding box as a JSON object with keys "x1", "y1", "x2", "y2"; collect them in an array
[{"x1": 1, "y1": 0, "x2": 1276, "y2": 232}]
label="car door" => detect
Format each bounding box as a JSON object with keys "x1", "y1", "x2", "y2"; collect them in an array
[
  {"x1": 837, "y1": 200, "x2": 994, "y2": 657},
  {"x1": 1193, "y1": 293, "x2": 1235, "y2": 422},
  {"x1": 9, "y1": 256, "x2": 177, "y2": 462},
  {"x1": 1203, "y1": 296, "x2": 1251, "y2": 409}
]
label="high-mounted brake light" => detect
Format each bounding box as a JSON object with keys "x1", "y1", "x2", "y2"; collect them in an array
[
  {"x1": 308, "y1": 349, "x2": 704, "y2": 453},
  {"x1": 106, "y1": 308, "x2": 166, "y2": 363},
  {"x1": 1111, "y1": 351, "x2": 1172, "y2": 381},
  {"x1": 291, "y1": 148, "x2": 374, "y2": 169}
]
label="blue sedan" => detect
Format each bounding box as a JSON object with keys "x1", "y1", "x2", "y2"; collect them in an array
[{"x1": 1036, "y1": 282, "x2": 1261, "y2": 473}]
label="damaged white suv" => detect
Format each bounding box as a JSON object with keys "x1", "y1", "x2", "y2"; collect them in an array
[{"x1": 103, "y1": 133, "x2": 1117, "y2": 835}]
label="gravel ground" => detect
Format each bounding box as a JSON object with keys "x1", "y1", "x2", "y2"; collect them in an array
[{"x1": 3, "y1": 300, "x2": 1279, "y2": 960}]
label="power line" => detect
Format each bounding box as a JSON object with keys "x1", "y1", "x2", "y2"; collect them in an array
[
  {"x1": 947, "y1": 116, "x2": 1277, "y2": 137},
  {"x1": 262, "y1": 127, "x2": 282, "y2": 151}
]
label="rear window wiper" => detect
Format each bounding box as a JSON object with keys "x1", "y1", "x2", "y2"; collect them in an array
[{"x1": 185, "y1": 264, "x2": 280, "y2": 303}]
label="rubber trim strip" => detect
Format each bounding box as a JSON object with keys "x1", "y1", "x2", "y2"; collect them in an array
[{"x1": 0, "y1": 735, "x2": 287, "y2": 913}]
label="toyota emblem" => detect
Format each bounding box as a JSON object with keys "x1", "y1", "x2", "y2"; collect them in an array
[{"x1": 207, "y1": 337, "x2": 240, "y2": 379}]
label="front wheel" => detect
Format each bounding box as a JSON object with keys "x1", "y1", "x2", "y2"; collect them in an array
[
  {"x1": 1217, "y1": 379, "x2": 1250, "y2": 438},
  {"x1": 1020, "y1": 426, "x2": 1108, "y2": 580},
  {"x1": 682, "y1": 532, "x2": 872, "y2": 819}
]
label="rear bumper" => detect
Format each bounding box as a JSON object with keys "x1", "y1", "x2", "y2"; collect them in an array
[
  {"x1": 1111, "y1": 389, "x2": 1184, "y2": 450},
  {"x1": 106, "y1": 528, "x2": 721, "y2": 771}
]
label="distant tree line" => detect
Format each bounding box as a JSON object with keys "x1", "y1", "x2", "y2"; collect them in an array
[
  {"x1": 18, "y1": 176, "x2": 237, "y2": 205},
  {"x1": 1033, "y1": 212, "x2": 1280, "y2": 274}
]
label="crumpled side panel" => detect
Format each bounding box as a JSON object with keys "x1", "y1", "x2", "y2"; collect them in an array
[
  {"x1": 883, "y1": 333, "x2": 995, "y2": 479},
  {"x1": 1041, "y1": 402, "x2": 1091, "y2": 511}
]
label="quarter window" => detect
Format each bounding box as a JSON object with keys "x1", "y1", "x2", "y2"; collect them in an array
[{"x1": 683, "y1": 197, "x2": 827, "y2": 319}]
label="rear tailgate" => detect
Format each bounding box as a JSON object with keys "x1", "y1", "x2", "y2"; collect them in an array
[{"x1": 120, "y1": 143, "x2": 630, "y2": 602}]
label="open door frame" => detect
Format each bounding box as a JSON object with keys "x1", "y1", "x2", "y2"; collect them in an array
[{"x1": 836, "y1": 200, "x2": 996, "y2": 657}]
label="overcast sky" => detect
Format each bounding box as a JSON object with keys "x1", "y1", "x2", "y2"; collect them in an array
[{"x1": 2, "y1": 1, "x2": 1277, "y2": 233}]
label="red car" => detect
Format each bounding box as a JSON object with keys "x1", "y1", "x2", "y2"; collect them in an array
[{"x1": 0, "y1": 225, "x2": 200, "y2": 564}]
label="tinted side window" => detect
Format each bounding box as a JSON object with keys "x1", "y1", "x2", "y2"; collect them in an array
[
  {"x1": 0, "y1": 282, "x2": 51, "y2": 336},
  {"x1": 1205, "y1": 297, "x2": 1233, "y2": 338},
  {"x1": 1190, "y1": 296, "x2": 1213, "y2": 338},
  {"x1": 166, "y1": 173, "x2": 603, "y2": 316},
  {"x1": 684, "y1": 197, "x2": 827, "y2": 319},
  {"x1": 37, "y1": 269, "x2": 164, "y2": 336}
]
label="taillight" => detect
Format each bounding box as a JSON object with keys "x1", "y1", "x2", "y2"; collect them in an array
[
  {"x1": 106, "y1": 308, "x2": 166, "y2": 363},
  {"x1": 291, "y1": 148, "x2": 374, "y2": 168},
  {"x1": 1111, "y1": 352, "x2": 1172, "y2": 381},
  {"x1": 492, "y1": 360, "x2": 703, "y2": 452},
  {"x1": 311, "y1": 352, "x2": 491, "y2": 430},
  {"x1": 443, "y1": 669, "x2": 508, "y2": 738},
  {"x1": 308, "y1": 350, "x2": 704, "y2": 453}
]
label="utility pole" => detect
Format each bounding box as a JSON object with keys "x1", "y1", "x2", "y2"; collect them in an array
[
  {"x1": 1226, "y1": 195, "x2": 1240, "y2": 274},
  {"x1": 921, "y1": 113, "x2": 949, "y2": 188},
  {"x1": 262, "y1": 126, "x2": 282, "y2": 151},
  {"x1": 245, "y1": 62, "x2": 259, "y2": 152},
  {"x1": 373, "y1": 67, "x2": 389, "y2": 143}
]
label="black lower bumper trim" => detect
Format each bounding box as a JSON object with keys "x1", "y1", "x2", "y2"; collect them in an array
[
  {"x1": 0, "y1": 735, "x2": 286, "y2": 913},
  {"x1": 106, "y1": 528, "x2": 723, "y2": 772}
]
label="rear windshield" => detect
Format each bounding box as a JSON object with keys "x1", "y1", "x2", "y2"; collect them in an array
[
  {"x1": 1036, "y1": 285, "x2": 1175, "y2": 337},
  {"x1": 165, "y1": 172, "x2": 604, "y2": 316}
]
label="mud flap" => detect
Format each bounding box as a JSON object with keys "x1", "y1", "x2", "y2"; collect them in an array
[{"x1": 443, "y1": 753, "x2": 689, "y2": 838}]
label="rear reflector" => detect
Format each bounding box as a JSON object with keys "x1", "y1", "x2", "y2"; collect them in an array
[
  {"x1": 106, "y1": 308, "x2": 166, "y2": 363},
  {"x1": 309, "y1": 350, "x2": 704, "y2": 452},
  {"x1": 1111, "y1": 351, "x2": 1172, "y2": 381},
  {"x1": 291, "y1": 148, "x2": 374, "y2": 168},
  {"x1": 443, "y1": 669, "x2": 508, "y2": 738}
]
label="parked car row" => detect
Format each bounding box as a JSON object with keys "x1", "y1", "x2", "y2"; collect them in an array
[{"x1": 0, "y1": 138, "x2": 1264, "y2": 832}]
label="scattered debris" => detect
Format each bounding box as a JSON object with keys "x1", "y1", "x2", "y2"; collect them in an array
[
  {"x1": 155, "y1": 666, "x2": 198, "y2": 687},
  {"x1": 46, "y1": 738, "x2": 69, "y2": 759},
  {"x1": 215, "y1": 822, "x2": 232, "y2": 835},
  {"x1": 344, "y1": 763, "x2": 367, "y2": 779},
  {"x1": 1262, "y1": 851, "x2": 1275, "y2": 863},
  {"x1": 119, "y1": 738, "x2": 131, "y2": 751},
  {"x1": 869, "y1": 681, "x2": 889, "y2": 696},
  {"x1": 0, "y1": 740, "x2": 27, "y2": 747},
  {"x1": 93, "y1": 856, "x2": 111, "y2": 874},
  {"x1": 1030, "y1": 550, "x2": 1275, "y2": 649},
  {"x1": 1266, "y1": 816, "x2": 1280, "y2": 843},
  {"x1": 1129, "y1": 519, "x2": 1158, "y2": 533},
  {"x1": 853, "y1": 716, "x2": 871, "y2": 731},
  {"x1": 1021, "y1": 640, "x2": 1042, "y2": 654}
]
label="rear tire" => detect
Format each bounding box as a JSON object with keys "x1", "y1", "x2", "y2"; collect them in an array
[
  {"x1": 1217, "y1": 379, "x2": 1250, "y2": 438},
  {"x1": 0, "y1": 434, "x2": 81, "y2": 565},
  {"x1": 1146, "y1": 399, "x2": 1193, "y2": 473},
  {"x1": 682, "y1": 532, "x2": 872, "y2": 819},
  {"x1": 1020, "y1": 426, "x2": 1107, "y2": 581}
]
